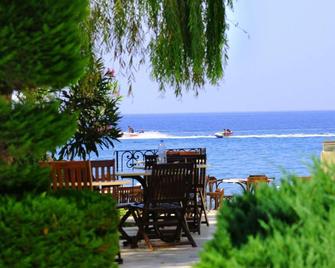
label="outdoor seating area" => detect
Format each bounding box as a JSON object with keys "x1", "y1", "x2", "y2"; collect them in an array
[
  {"x1": 3, "y1": 2, "x2": 334, "y2": 267},
  {"x1": 41, "y1": 147, "x2": 274, "y2": 265}
]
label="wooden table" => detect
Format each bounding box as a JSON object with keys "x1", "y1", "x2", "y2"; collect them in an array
[
  {"x1": 51, "y1": 180, "x2": 131, "y2": 188},
  {"x1": 92, "y1": 180, "x2": 131, "y2": 187},
  {"x1": 115, "y1": 171, "x2": 152, "y2": 177},
  {"x1": 220, "y1": 178, "x2": 273, "y2": 192},
  {"x1": 116, "y1": 170, "x2": 152, "y2": 189},
  {"x1": 220, "y1": 178, "x2": 248, "y2": 192},
  {"x1": 132, "y1": 164, "x2": 208, "y2": 170}
]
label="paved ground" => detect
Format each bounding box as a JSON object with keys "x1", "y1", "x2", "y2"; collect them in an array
[{"x1": 120, "y1": 211, "x2": 217, "y2": 268}]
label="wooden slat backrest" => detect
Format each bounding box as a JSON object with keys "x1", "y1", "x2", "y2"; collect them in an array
[
  {"x1": 118, "y1": 185, "x2": 143, "y2": 203},
  {"x1": 166, "y1": 151, "x2": 200, "y2": 157},
  {"x1": 166, "y1": 154, "x2": 207, "y2": 188},
  {"x1": 147, "y1": 163, "x2": 194, "y2": 204},
  {"x1": 206, "y1": 176, "x2": 220, "y2": 193},
  {"x1": 90, "y1": 160, "x2": 116, "y2": 181},
  {"x1": 49, "y1": 161, "x2": 93, "y2": 191}
]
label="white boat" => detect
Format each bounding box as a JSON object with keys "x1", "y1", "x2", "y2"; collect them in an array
[
  {"x1": 215, "y1": 130, "x2": 233, "y2": 138},
  {"x1": 122, "y1": 132, "x2": 140, "y2": 138}
]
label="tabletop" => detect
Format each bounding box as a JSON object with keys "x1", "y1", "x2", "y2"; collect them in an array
[
  {"x1": 116, "y1": 170, "x2": 152, "y2": 177},
  {"x1": 92, "y1": 180, "x2": 131, "y2": 187},
  {"x1": 132, "y1": 163, "x2": 208, "y2": 170},
  {"x1": 220, "y1": 178, "x2": 274, "y2": 183},
  {"x1": 220, "y1": 178, "x2": 248, "y2": 183}
]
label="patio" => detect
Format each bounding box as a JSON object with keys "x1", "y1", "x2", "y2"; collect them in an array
[{"x1": 120, "y1": 211, "x2": 217, "y2": 268}]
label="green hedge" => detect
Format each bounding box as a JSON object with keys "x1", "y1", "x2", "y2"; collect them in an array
[
  {"x1": 196, "y1": 163, "x2": 335, "y2": 267},
  {"x1": 0, "y1": 0, "x2": 89, "y2": 90},
  {"x1": 0, "y1": 98, "x2": 77, "y2": 196},
  {"x1": 0, "y1": 191, "x2": 119, "y2": 268}
]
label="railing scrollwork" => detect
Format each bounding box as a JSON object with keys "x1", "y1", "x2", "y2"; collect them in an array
[{"x1": 114, "y1": 147, "x2": 205, "y2": 171}]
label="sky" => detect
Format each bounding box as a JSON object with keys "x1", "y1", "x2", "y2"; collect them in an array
[{"x1": 112, "y1": 0, "x2": 335, "y2": 114}]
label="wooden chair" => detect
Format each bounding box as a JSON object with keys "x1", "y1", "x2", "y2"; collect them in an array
[
  {"x1": 206, "y1": 176, "x2": 225, "y2": 210},
  {"x1": 246, "y1": 175, "x2": 270, "y2": 193},
  {"x1": 167, "y1": 153, "x2": 209, "y2": 234},
  {"x1": 128, "y1": 163, "x2": 197, "y2": 250},
  {"x1": 47, "y1": 160, "x2": 123, "y2": 264},
  {"x1": 166, "y1": 151, "x2": 200, "y2": 157},
  {"x1": 48, "y1": 161, "x2": 93, "y2": 191},
  {"x1": 117, "y1": 185, "x2": 144, "y2": 248},
  {"x1": 90, "y1": 160, "x2": 118, "y2": 197},
  {"x1": 90, "y1": 159, "x2": 116, "y2": 180},
  {"x1": 118, "y1": 185, "x2": 143, "y2": 203}
]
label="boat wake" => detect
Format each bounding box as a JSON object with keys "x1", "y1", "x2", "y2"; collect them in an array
[
  {"x1": 120, "y1": 131, "x2": 335, "y2": 140},
  {"x1": 120, "y1": 131, "x2": 213, "y2": 140},
  {"x1": 231, "y1": 133, "x2": 335, "y2": 139}
]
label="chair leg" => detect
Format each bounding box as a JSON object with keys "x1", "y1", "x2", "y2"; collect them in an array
[
  {"x1": 133, "y1": 210, "x2": 153, "y2": 250},
  {"x1": 199, "y1": 192, "x2": 209, "y2": 226},
  {"x1": 118, "y1": 208, "x2": 141, "y2": 248},
  {"x1": 118, "y1": 209, "x2": 133, "y2": 244},
  {"x1": 115, "y1": 252, "x2": 123, "y2": 264},
  {"x1": 214, "y1": 196, "x2": 219, "y2": 209},
  {"x1": 192, "y1": 193, "x2": 201, "y2": 235},
  {"x1": 175, "y1": 221, "x2": 182, "y2": 242},
  {"x1": 178, "y1": 211, "x2": 197, "y2": 247}
]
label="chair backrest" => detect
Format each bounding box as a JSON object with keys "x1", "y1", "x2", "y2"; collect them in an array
[
  {"x1": 90, "y1": 159, "x2": 116, "y2": 181},
  {"x1": 247, "y1": 175, "x2": 270, "y2": 192},
  {"x1": 147, "y1": 163, "x2": 194, "y2": 205},
  {"x1": 144, "y1": 155, "x2": 158, "y2": 170},
  {"x1": 206, "y1": 176, "x2": 220, "y2": 192},
  {"x1": 118, "y1": 185, "x2": 143, "y2": 203},
  {"x1": 167, "y1": 154, "x2": 207, "y2": 189},
  {"x1": 166, "y1": 151, "x2": 200, "y2": 157},
  {"x1": 49, "y1": 161, "x2": 93, "y2": 191}
]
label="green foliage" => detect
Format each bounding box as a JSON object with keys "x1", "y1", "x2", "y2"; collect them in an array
[
  {"x1": 0, "y1": 191, "x2": 119, "y2": 267},
  {"x1": 0, "y1": 0, "x2": 89, "y2": 93},
  {"x1": 57, "y1": 58, "x2": 122, "y2": 160},
  {"x1": 0, "y1": 98, "x2": 77, "y2": 195},
  {"x1": 196, "y1": 163, "x2": 335, "y2": 267},
  {"x1": 90, "y1": 0, "x2": 233, "y2": 95}
]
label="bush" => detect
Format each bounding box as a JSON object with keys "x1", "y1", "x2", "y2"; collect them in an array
[
  {"x1": 0, "y1": 0, "x2": 89, "y2": 91},
  {"x1": 196, "y1": 163, "x2": 335, "y2": 267},
  {"x1": 57, "y1": 58, "x2": 122, "y2": 160},
  {"x1": 0, "y1": 191, "x2": 119, "y2": 268},
  {"x1": 0, "y1": 98, "x2": 77, "y2": 195}
]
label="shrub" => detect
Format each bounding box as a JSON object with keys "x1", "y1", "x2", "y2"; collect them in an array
[
  {"x1": 57, "y1": 58, "x2": 122, "y2": 160},
  {"x1": 196, "y1": 163, "x2": 335, "y2": 267},
  {"x1": 0, "y1": 0, "x2": 89, "y2": 91},
  {"x1": 0, "y1": 191, "x2": 119, "y2": 268},
  {"x1": 0, "y1": 98, "x2": 77, "y2": 195}
]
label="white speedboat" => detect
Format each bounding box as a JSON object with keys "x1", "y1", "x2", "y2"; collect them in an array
[{"x1": 122, "y1": 132, "x2": 140, "y2": 138}]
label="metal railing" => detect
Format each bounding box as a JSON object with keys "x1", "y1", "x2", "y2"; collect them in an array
[{"x1": 114, "y1": 147, "x2": 206, "y2": 171}]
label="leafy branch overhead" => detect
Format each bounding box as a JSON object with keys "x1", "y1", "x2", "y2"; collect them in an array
[{"x1": 93, "y1": 0, "x2": 233, "y2": 95}]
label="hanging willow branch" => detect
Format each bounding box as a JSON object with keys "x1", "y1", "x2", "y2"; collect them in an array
[{"x1": 91, "y1": 0, "x2": 233, "y2": 95}]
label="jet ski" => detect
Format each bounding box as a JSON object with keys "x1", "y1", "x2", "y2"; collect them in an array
[{"x1": 215, "y1": 130, "x2": 233, "y2": 138}]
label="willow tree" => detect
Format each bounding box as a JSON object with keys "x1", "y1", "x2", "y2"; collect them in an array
[{"x1": 91, "y1": 0, "x2": 233, "y2": 95}]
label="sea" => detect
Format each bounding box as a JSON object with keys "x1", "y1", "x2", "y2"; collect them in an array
[{"x1": 95, "y1": 111, "x2": 335, "y2": 194}]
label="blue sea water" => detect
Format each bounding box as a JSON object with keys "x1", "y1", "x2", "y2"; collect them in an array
[{"x1": 96, "y1": 111, "x2": 335, "y2": 194}]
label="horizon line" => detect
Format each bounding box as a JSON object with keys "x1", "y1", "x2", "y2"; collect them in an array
[{"x1": 121, "y1": 109, "x2": 335, "y2": 116}]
